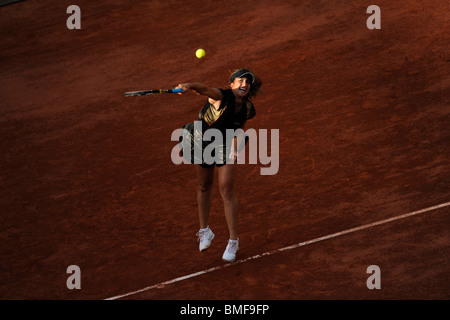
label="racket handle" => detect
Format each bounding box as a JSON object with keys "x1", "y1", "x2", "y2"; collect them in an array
[{"x1": 171, "y1": 88, "x2": 183, "y2": 93}]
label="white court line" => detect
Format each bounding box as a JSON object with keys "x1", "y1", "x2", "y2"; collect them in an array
[{"x1": 105, "y1": 201, "x2": 450, "y2": 300}]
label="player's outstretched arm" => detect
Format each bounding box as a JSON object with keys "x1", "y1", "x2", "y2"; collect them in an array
[{"x1": 176, "y1": 83, "x2": 223, "y2": 101}]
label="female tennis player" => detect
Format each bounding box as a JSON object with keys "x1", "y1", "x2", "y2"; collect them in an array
[{"x1": 176, "y1": 68, "x2": 262, "y2": 262}]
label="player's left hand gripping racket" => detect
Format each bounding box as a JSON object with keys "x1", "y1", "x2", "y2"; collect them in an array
[{"x1": 124, "y1": 88, "x2": 183, "y2": 97}]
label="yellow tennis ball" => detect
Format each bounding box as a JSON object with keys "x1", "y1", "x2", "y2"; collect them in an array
[{"x1": 196, "y1": 48, "x2": 206, "y2": 59}]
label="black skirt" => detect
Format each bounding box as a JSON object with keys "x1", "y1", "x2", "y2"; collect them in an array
[{"x1": 179, "y1": 122, "x2": 231, "y2": 167}]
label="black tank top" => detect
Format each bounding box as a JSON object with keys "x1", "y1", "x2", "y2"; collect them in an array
[{"x1": 198, "y1": 89, "x2": 256, "y2": 134}]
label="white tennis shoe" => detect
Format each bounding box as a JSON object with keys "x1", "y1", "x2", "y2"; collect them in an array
[
  {"x1": 197, "y1": 226, "x2": 215, "y2": 252},
  {"x1": 222, "y1": 239, "x2": 239, "y2": 262}
]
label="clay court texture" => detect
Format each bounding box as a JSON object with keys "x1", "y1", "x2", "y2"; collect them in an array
[{"x1": 0, "y1": 0, "x2": 449, "y2": 300}]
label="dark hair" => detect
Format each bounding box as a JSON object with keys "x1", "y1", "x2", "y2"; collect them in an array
[{"x1": 229, "y1": 68, "x2": 262, "y2": 100}]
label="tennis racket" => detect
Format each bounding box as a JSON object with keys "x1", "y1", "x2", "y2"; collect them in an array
[{"x1": 124, "y1": 88, "x2": 183, "y2": 97}]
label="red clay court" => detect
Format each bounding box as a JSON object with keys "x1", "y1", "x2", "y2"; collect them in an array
[{"x1": 0, "y1": 0, "x2": 449, "y2": 301}]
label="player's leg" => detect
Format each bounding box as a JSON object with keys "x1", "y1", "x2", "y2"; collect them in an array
[
  {"x1": 196, "y1": 164, "x2": 214, "y2": 229},
  {"x1": 217, "y1": 162, "x2": 239, "y2": 261},
  {"x1": 195, "y1": 164, "x2": 215, "y2": 251},
  {"x1": 217, "y1": 163, "x2": 238, "y2": 240}
]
